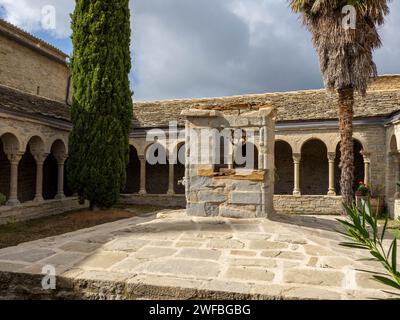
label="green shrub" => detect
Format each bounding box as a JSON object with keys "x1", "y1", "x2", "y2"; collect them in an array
[
  {"x1": 337, "y1": 200, "x2": 400, "y2": 291},
  {"x1": 0, "y1": 193, "x2": 6, "y2": 206}
]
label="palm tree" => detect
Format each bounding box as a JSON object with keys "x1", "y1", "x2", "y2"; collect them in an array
[{"x1": 290, "y1": 0, "x2": 390, "y2": 205}]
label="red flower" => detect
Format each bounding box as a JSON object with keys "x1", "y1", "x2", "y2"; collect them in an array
[{"x1": 358, "y1": 181, "x2": 364, "y2": 185}]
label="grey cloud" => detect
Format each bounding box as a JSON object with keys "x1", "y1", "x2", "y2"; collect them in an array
[{"x1": 131, "y1": 0, "x2": 400, "y2": 101}]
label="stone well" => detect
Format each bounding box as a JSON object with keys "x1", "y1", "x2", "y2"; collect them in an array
[{"x1": 182, "y1": 103, "x2": 276, "y2": 218}]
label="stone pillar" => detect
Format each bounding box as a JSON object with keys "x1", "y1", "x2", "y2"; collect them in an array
[
  {"x1": 327, "y1": 152, "x2": 336, "y2": 196},
  {"x1": 6, "y1": 153, "x2": 22, "y2": 206},
  {"x1": 393, "y1": 153, "x2": 400, "y2": 197},
  {"x1": 139, "y1": 155, "x2": 147, "y2": 195},
  {"x1": 293, "y1": 153, "x2": 301, "y2": 196},
  {"x1": 33, "y1": 154, "x2": 47, "y2": 202},
  {"x1": 167, "y1": 163, "x2": 175, "y2": 195},
  {"x1": 362, "y1": 151, "x2": 371, "y2": 186},
  {"x1": 55, "y1": 154, "x2": 67, "y2": 199}
]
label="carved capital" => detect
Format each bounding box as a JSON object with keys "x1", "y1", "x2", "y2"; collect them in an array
[
  {"x1": 6, "y1": 152, "x2": 23, "y2": 165},
  {"x1": 327, "y1": 152, "x2": 336, "y2": 162},
  {"x1": 293, "y1": 153, "x2": 301, "y2": 164},
  {"x1": 360, "y1": 150, "x2": 371, "y2": 163},
  {"x1": 33, "y1": 153, "x2": 49, "y2": 165},
  {"x1": 54, "y1": 152, "x2": 68, "y2": 164}
]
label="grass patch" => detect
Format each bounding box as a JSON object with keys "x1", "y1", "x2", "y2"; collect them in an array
[{"x1": 0, "y1": 204, "x2": 164, "y2": 249}]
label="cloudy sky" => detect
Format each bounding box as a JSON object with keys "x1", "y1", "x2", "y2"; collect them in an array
[{"x1": 0, "y1": 0, "x2": 399, "y2": 101}]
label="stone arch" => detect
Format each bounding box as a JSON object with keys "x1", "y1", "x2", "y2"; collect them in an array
[
  {"x1": 390, "y1": 135, "x2": 398, "y2": 152},
  {"x1": 300, "y1": 139, "x2": 328, "y2": 195},
  {"x1": 124, "y1": 145, "x2": 141, "y2": 194},
  {"x1": 274, "y1": 140, "x2": 294, "y2": 195},
  {"x1": 146, "y1": 143, "x2": 169, "y2": 194},
  {"x1": 333, "y1": 134, "x2": 369, "y2": 155},
  {"x1": 334, "y1": 139, "x2": 365, "y2": 195},
  {"x1": 234, "y1": 142, "x2": 259, "y2": 170},
  {"x1": 46, "y1": 136, "x2": 68, "y2": 154},
  {"x1": 174, "y1": 143, "x2": 186, "y2": 194},
  {"x1": 43, "y1": 139, "x2": 66, "y2": 200},
  {"x1": 28, "y1": 135, "x2": 46, "y2": 156},
  {"x1": 0, "y1": 132, "x2": 21, "y2": 155},
  {"x1": 18, "y1": 143, "x2": 36, "y2": 202},
  {"x1": 0, "y1": 139, "x2": 10, "y2": 198},
  {"x1": 50, "y1": 139, "x2": 67, "y2": 157}
]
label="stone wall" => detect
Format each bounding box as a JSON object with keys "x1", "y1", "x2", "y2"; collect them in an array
[
  {"x1": 274, "y1": 195, "x2": 342, "y2": 215},
  {"x1": 0, "y1": 197, "x2": 88, "y2": 225},
  {"x1": 300, "y1": 139, "x2": 328, "y2": 195},
  {"x1": 184, "y1": 106, "x2": 276, "y2": 218},
  {"x1": 187, "y1": 174, "x2": 270, "y2": 218},
  {"x1": 0, "y1": 33, "x2": 70, "y2": 103}
]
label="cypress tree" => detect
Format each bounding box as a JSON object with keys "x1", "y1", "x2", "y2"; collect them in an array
[{"x1": 68, "y1": 0, "x2": 133, "y2": 209}]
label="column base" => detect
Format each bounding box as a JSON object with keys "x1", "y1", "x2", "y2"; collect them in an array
[
  {"x1": 6, "y1": 198, "x2": 20, "y2": 206},
  {"x1": 139, "y1": 190, "x2": 147, "y2": 195},
  {"x1": 55, "y1": 194, "x2": 65, "y2": 200},
  {"x1": 167, "y1": 190, "x2": 175, "y2": 196},
  {"x1": 33, "y1": 196, "x2": 44, "y2": 203},
  {"x1": 293, "y1": 191, "x2": 301, "y2": 197},
  {"x1": 327, "y1": 191, "x2": 337, "y2": 196}
]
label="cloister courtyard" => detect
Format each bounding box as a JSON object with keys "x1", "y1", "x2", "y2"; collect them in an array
[
  {"x1": 0, "y1": 17, "x2": 400, "y2": 300},
  {"x1": 0, "y1": 208, "x2": 398, "y2": 300}
]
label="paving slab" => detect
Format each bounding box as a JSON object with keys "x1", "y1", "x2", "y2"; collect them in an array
[{"x1": 0, "y1": 210, "x2": 398, "y2": 300}]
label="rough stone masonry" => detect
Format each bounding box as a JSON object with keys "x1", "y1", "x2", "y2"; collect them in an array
[{"x1": 183, "y1": 104, "x2": 276, "y2": 218}]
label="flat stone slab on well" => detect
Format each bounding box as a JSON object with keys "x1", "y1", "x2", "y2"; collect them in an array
[{"x1": 0, "y1": 209, "x2": 398, "y2": 300}]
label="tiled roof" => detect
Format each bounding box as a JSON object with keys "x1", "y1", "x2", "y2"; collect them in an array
[
  {"x1": 1, "y1": 76, "x2": 399, "y2": 129},
  {"x1": 133, "y1": 75, "x2": 400, "y2": 128},
  {"x1": 0, "y1": 85, "x2": 70, "y2": 123}
]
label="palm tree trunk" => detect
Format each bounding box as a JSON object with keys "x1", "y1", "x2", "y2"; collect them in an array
[{"x1": 338, "y1": 87, "x2": 355, "y2": 207}]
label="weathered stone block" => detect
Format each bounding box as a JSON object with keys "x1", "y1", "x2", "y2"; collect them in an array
[
  {"x1": 230, "y1": 181, "x2": 260, "y2": 192},
  {"x1": 197, "y1": 191, "x2": 228, "y2": 203},
  {"x1": 230, "y1": 192, "x2": 261, "y2": 205},
  {"x1": 187, "y1": 202, "x2": 219, "y2": 217},
  {"x1": 190, "y1": 176, "x2": 214, "y2": 189},
  {"x1": 135, "y1": 258, "x2": 221, "y2": 278},
  {"x1": 225, "y1": 267, "x2": 275, "y2": 282},
  {"x1": 134, "y1": 247, "x2": 177, "y2": 260},
  {"x1": 208, "y1": 239, "x2": 245, "y2": 249},
  {"x1": 219, "y1": 206, "x2": 258, "y2": 219},
  {"x1": 80, "y1": 251, "x2": 128, "y2": 269},
  {"x1": 284, "y1": 269, "x2": 344, "y2": 287},
  {"x1": 177, "y1": 248, "x2": 221, "y2": 261}
]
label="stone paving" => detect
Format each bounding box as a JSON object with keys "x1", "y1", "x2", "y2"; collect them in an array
[{"x1": 0, "y1": 209, "x2": 399, "y2": 300}]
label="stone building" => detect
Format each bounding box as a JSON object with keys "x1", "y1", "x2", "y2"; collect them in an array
[{"x1": 0, "y1": 19, "x2": 399, "y2": 223}]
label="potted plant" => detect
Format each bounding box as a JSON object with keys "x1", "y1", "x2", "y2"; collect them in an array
[
  {"x1": 370, "y1": 183, "x2": 386, "y2": 216},
  {"x1": 355, "y1": 181, "x2": 370, "y2": 211}
]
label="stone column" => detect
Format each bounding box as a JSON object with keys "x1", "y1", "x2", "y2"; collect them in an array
[
  {"x1": 293, "y1": 153, "x2": 301, "y2": 196},
  {"x1": 6, "y1": 153, "x2": 22, "y2": 206},
  {"x1": 33, "y1": 154, "x2": 47, "y2": 202},
  {"x1": 393, "y1": 153, "x2": 400, "y2": 197},
  {"x1": 139, "y1": 155, "x2": 147, "y2": 195},
  {"x1": 327, "y1": 152, "x2": 336, "y2": 196},
  {"x1": 55, "y1": 154, "x2": 67, "y2": 199},
  {"x1": 362, "y1": 151, "x2": 371, "y2": 186},
  {"x1": 167, "y1": 163, "x2": 175, "y2": 195}
]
